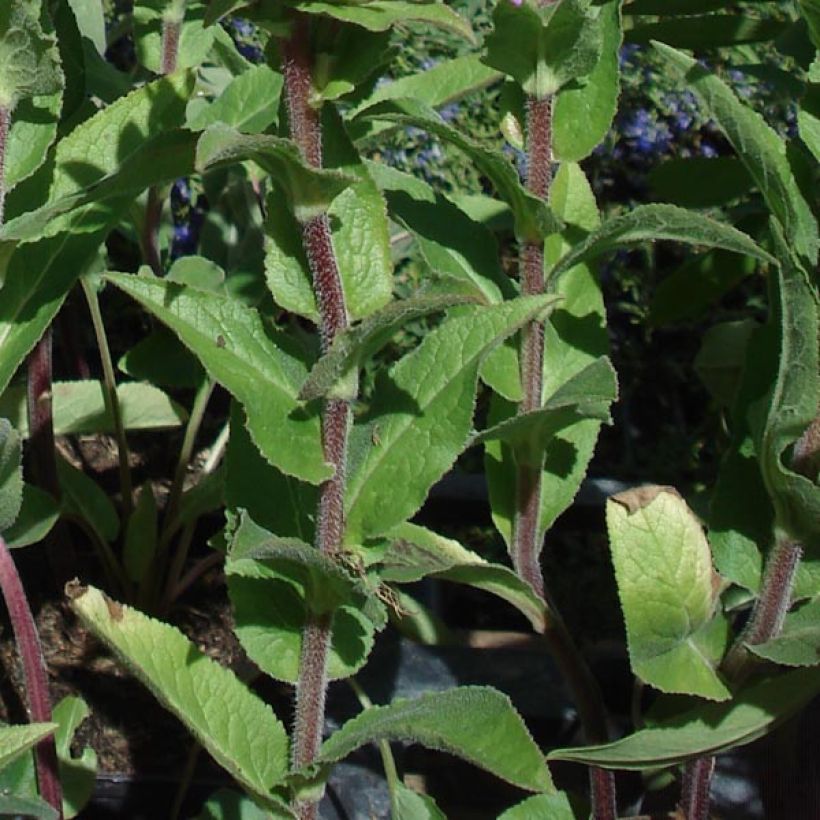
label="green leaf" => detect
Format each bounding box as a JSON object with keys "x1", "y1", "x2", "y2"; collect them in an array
[
  {"x1": 119, "y1": 327, "x2": 205, "y2": 389},
  {"x1": 53, "y1": 696, "x2": 97, "y2": 820},
  {"x1": 606, "y1": 486, "x2": 730, "y2": 700},
  {"x1": 5, "y1": 91, "x2": 62, "y2": 192},
  {"x1": 316, "y1": 687, "x2": 553, "y2": 793},
  {"x1": 630, "y1": 16, "x2": 786, "y2": 48},
  {"x1": 106, "y1": 274, "x2": 331, "y2": 485},
  {"x1": 365, "y1": 160, "x2": 513, "y2": 305},
  {"x1": 167, "y1": 255, "x2": 226, "y2": 291},
  {"x1": 354, "y1": 98, "x2": 560, "y2": 243},
  {"x1": 754, "y1": 224, "x2": 820, "y2": 549},
  {"x1": 198, "y1": 788, "x2": 273, "y2": 820},
  {"x1": 497, "y1": 792, "x2": 580, "y2": 820},
  {"x1": 0, "y1": 794, "x2": 56, "y2": 820},
  {"x1": 553, "y1": 0, "x2": 622, "y2": 162},
  {"x1": 548, "y1": 203, "x2": 775, "y2": 283},
  {"x1": 548, "y1": 667, "x2": 820, "y2": 768},
  {"x1": 655, "y1": 42, "x2": 818, "y2": 266},
  {"x1": 227, "y1": 555, "x2": 381, "y2": 684},
  {"x1": 486, "y1": 163, "x2": 607, "y2": 548},
  {"x1": 195, "y1": 124, "x2": 353, "y2": 222},
  {"x1": 225, "y1": 401, "x2": 316, "y2": 543},
  {"x1": 476, "y1": 357, "x2": 617, "y2": 467},
  {"x1": 57, "y1": 457, "x2": 120, "y2": 544},
  {"x1": 344, "y1": 295, "x2": 560, "y2": 544},
  {"x1": 68, "y1": 584, "x2": 292, "y2": 805},
  {"x1": 0, "y1": 231, "x2": 111, "y2": 398},
  {"x1": 392, "y1": 783, "x2": 445, "y2": 819},
  {"x1": 748, "y1": 598, "x2": 820, "y2": 666},
  {"x1": 648, "y1": 157, "x2": 754, "y2": 208},
  {"x1": 0, "y1": 418, "x2": 23, "y2": 534},
  {"x1": 694, "y1": 319, "x2": 758, "y2": 407},
  {"x1": 381, "y1": 523, "x2": 548, "y2": 633},
  {"x1": 315, "y1": 26, "x2": 392, "y2": 103},
  {"x1": 123, "y1": 484, "x2": 158, "y2": 585},
  {"x1": 798, "y1": 76, "x2": 820, "y2": 162},
  {"x1": 228, "y1": 512, "x2": 357, "y2": 614},
  {"x1": 66, "y1": 0, "x2": 107, "y2": 55},
  {"x1": 292, "y1": 1, "x2": 474, "y2": 42},
  {"x1": 134, "y1": 2, "x2": 216, "y2": 74},
  {"x1": 0, "y1": 381, "x2": 187, "y2": 437},
  {"x1": 4, "y1": 484, "x2": 59, "y2": 549},
  {"x1": 484, "y1": 0, "x2": 602, "y2": 98},
  {"x1": 187, "y1": 64, "x2": 282, "y2": 134},
  {"x1": 0, "y1": 723, "x2": 57, "y2": 772},
  {"x1": 299, "y1": 294, "x2": 476, "y2": 401},
  {"x1": 349, "y1": 56, "x2": 500, "y2": 142},
  {"x1": 264, "y1": 109, "x2": 393, "y2": 321},
  {"x1": 0, "y1": 4, "x2": 63, "y2": 108}
]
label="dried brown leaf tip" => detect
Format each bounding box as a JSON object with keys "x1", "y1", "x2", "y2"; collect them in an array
[
  {"x1": 64, "y1": 578, "x2": 87, "y2": 600},
  {"x1": 611, "y1": 484, "x2": 681, "y2": 515},
  {"x1": 104, "y1": 596, "x2": 124, "y2": 622}
]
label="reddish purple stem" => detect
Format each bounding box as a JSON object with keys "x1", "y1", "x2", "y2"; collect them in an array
[{"x1": 0, "y1": 538, "x2": 62, "y2": 817}]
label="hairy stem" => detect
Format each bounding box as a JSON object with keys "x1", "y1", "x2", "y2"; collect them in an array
[
  {"x1": 513, "y1": 94, "x2": 616, "y2": 818},
  {"x1": 680, "y1": 756, "x2": 715, "y2": 820},
  {"x1": 0, "y1": 104, "x2": 10, "y2": 226},
  {"x1": 0, "y1": 538, "x2": 62, "y2": 817},
  {"x1": 161, "y1": 16, "x2": 182, "y2": 75},
  {"x1": 80, "y1": 276, "x2": 134, "y2": 517},
  {"x1": 282, "y1": 16, "x2": 351, "y2": 818}
]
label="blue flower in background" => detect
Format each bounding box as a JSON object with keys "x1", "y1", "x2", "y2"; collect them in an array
[{"x1": 170, "y1": 179, "x2": 207, "y2": 260}]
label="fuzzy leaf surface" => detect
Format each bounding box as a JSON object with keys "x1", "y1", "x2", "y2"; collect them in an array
[
  {"x1": 69, "y1": 585, "x2": 291, "y2": 804},
  {"x1": 354, "y1": 99, "x2": 559, "y2": 242},
  {"x1": 299, "y1": 294, "x2": 475, "y2": 401},
  {"x1": 548, "y1": 667, "x2": 820, "y2": 768},
  {"x1": 548, "y1": 204, "x2": 775, "y2": 283},
  {"x1": 318, "y1": 687, "x2": 553, "y2": 792},
  {"x1": 553, "y1": 0, "x2": 622, "y2": 161},
  {"x1": 0, "y1": 419, "x2": 22, "y2": 534},
  {"x1": 107, "y1": 275, "x2": 330, "y2": 485},
  {"x1": 656, "y1": 42, "x2": 818, "y2": 266},
  {"x1": 381, "y1": 523, "x2": 548, "y2": 632},
  {"x1": 749, "y1": 598, "x2": 820, "y2": 666},
  {"x1": 607, "y1": 486, "x2": 729, "y2": 700},
  {"x1": 344, "y1": 295, "x2": 560, "y2": 544}
]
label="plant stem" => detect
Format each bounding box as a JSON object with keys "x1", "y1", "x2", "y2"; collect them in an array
[
  {"x1": 0, "y1": 104, "x2": 10, "y2": 226},
  {"x1": 513, "y1": 94, "x2": 616, "y2": 819},
  {"x1": 161, "y1": 17, "x2": 182, "y2": 75},
  {"x1": 0, "y1": 538, "x2": 63, "y2": 817},
  {"x1": 80, "y1": 277, "x2": 134, "y2": 518},
  {"x1": 680, "y1": 756, "x2": 715, "y2": 820},
  {"x1": 282, "y1": 15, "x2": 352, "y2": 818}
]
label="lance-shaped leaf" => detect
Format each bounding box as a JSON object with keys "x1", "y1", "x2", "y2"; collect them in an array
[
  {"x1": 0, "y1": 724, "x2": 58, "y2": 772},
  {"x1": 381, "y1": 523, "x2": 548, "y2": 633},
  {"x1": 553, "y1": 0, "x2": 622, "y2": 162},
  {"x1": 483, "y1": 0, "x2": 602, "y2": 98},
  {"x1": 1, "y1": 130, "x2": 198, "y2": 244},
  {"x1": 291, "y1": 1, "x2": 474, "y2": 42},
  {"x1": 123, "y1": 484, "x2": 158, "y2": 585},
  {"x1": 630, "y1": 16, "x2": 787, "y2": 48},
  {"x1": 753, "y1": 224, "x2": 820, "y2": 550},
  {"x1": 187, "y1": 64, "x2": 282, "y2": 134},
  {"x1": 344, "y1": 295, "x2": 561, "y2": 544},
  {"x1": 299, "y1": 294, "x2": 477, "y2": 401},
  {"x1": 655, "y1": 41, "x2": 818, "y2": 266},
  {"x1": 748, "y1": 598, "x2": 820, "y2": 667},
  {"x1": 476, "y1": 357, "x2": 617, "y2": 468},
  {"x1": 0, "y1": 381, "x2": 186, "y2": 436},
  {"x1": 228, "y1": 512, "x2": 357, "y2": 614},
  {"x1": 5, "y1": 91, "x2": 62, "y2": 193},
  {"x1": 547, "y1": 203, "x2": 775, "y2": 283},
  {"x1": 264, "y1": 109, "x2": 392, "y2": 320},
  {"x1": 196, "y1": 124, "x2": 353, "y2": 222},
  {"x1": 485, "y1": 163, "x2": 608, "y2": 548},
  {"x1": 0, "y1": 419, "x2": 23, "y2": 534},
  {"x1": 0, "y1": 4, "x2": 62, "y2": 108},
  {"x1": 353, "y1": 98, "x2": 560, "y2": 243},
  {"x1": 227, "y1": 549, "x2": 383, "y2": 684},
  {"x1": 57, "y1": 458, "x2": 119, "y2": 544},
  {"x1": 315, "y1": 687, "x2": 553, "y2": 792},
  {"x1": 548, "y1": 666, "x2": 820, "y2": 769},
  {"x1": 365, "y1": 161, "x2": 513, "y2": 305},
  {"x1": 3, "y1": 484, "x2": 59, "y2": 549},
  {"x1": 498, "y1": 792, "x2": 580, "y2": 820},
  {"x1": 0, "y1": 229, "x2": 111, "y2": 397},
  {"x1": 107, "y1": 274, "x2": 331, "y2": 485},
  {"x1": 607, "y1": 486, "x2": 730, "y2": 700},
  {"x1": 348, "y1": 56, "x2": 501, "y2": 142},
  {"x1": 68, "y1": 584, "x2": 291, "y2": 806}
]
